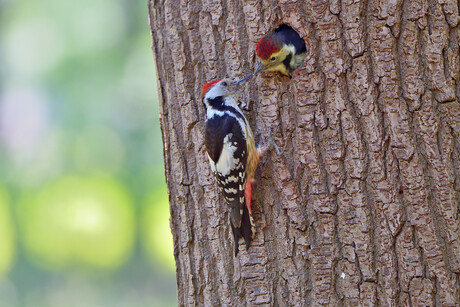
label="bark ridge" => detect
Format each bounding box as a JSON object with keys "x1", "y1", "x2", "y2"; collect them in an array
[{"x1": 149, "y1": 0, "x2": 460, "y2": 305}]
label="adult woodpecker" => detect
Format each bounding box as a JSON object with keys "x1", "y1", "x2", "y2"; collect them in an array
[
  {"x1": 237, "y1": 25, "x2": 306, "y2": 83},
  {"x1": 201, "y1": 78, "x2": 260, "y2": 255}
]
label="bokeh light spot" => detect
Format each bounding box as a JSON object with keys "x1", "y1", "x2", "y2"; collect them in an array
[
  {"x1": 73, "y1": 125, "x2": 125, "y2": 173},
  {"x1": 0, "y1": 89, "x2": 49, "y2": 153},
  {"x1": 17, "y1": 176, "x2": 135, "y2": 271},
  {"x1": 3, "y1": 17, "x2": 64, "y2": 77},
  {"x1": 0, "y1": 187, "x2": 15, "y2": 276},
  {"x1": 142, "y1": 188, "x2": 175, "y2": 271},
  {"x1": 70, "y1": 0, "x2": 126, "y2": 53}
]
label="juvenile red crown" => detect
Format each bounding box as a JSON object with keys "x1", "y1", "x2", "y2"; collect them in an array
[
  {"x1": 256, "y1": 37, "x2": 280, "y2": 60},
  {"x1": 201, "y1": 79, "x2": 222, "y2": 100}
]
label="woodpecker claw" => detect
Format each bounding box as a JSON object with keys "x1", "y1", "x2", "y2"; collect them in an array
[
  {"x1": 258, "y1": 128, "x2": 280, "y2": 157},
  {"x1": 268, "y1": 128, "x2": 280, "y2": 155},
  {"x1": 269, "y1": 131, "x2": 280, "y2": 155}
]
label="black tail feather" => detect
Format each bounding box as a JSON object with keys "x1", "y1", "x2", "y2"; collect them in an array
[
  {"x1": 241, "y1": 205, "x2": 253, "y2": 250},
  {"x1": 230, "y1": 223, "x2": 242, "y2": 256},
  {"x1": 230, "y1": 205, "x2": 254, "y2": 256}
]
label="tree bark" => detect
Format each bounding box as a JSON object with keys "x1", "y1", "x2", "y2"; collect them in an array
[{"x1": 148, "y1": 0, "x2": 460, "y2": 306}]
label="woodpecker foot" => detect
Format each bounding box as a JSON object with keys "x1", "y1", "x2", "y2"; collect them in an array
[
  {"x1": 258, "y1": 128, "x2": 280, "y2": 157},
  {"x1": 268, "y1": 128, "x2": 280, "y2": 155}
]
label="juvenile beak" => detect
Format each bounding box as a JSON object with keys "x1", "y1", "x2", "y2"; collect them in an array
[
  {"x1": 233, "y1": 74, "x2": 252, "y2": 86},
  {"x1": 233, "y1": 63, "x2": 264, "y2": 85},
  {"x1": 253, "y1": 62, "x2": 263, "y2": 75}
]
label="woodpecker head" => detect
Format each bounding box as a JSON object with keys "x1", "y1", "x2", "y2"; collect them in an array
[
  {"x1": 255, "y1": 33, "x2": 301, "y2": 77},
  {"x1": 201, "y1": 78, "x2": 245, "y2": 111},
  {"x1": 256, "y1": 34, "x2": 289, "y2": 69},
  {"x1": 235, "y1": 25, "x2": 306, "y2": 83},
  {"x1": 233, "y1": 34, "x2": 290, "y2": 85}
]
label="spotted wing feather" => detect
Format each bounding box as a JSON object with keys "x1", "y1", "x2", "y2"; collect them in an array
[
  {"x1": 205, "y1": 114, "x2": 247, "y2": 223},
  {"x1": 205, "y1": 113, "x2": 253, "y2": 254}
]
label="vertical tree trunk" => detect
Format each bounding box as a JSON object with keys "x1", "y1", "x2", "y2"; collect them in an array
[{"x1": 148, "y1": 0, "x2": 460, "y2": 305}]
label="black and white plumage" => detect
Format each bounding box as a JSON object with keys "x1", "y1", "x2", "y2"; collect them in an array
[{"x1": 201, "y1": 79, "x2": 259, "y2": 255}]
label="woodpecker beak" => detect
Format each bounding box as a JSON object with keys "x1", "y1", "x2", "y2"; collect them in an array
[
  {"x1": 233, "y1": 75, "x2": 251, "y2": 86},
  {"x1": 233, "y1": 63, "x2": 264, "y2": 85},
  {"x1": 253, "y1": 62, "x2": 263, "y2": 75}
]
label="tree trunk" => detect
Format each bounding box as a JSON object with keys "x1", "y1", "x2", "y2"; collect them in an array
[{"x1": 148, "y1": 0, "x2": 460, "y2": 306}]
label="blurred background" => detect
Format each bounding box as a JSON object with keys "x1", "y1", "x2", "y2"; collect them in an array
[{"x1": 0, "y1": 0, "x2": 176, "y2": 306}]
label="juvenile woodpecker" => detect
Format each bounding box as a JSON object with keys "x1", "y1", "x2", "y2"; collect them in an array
[
  {"x1": 238, "y1": 25, "x2": 306, "y2": 83},
  {"x1": 201, "y1": 78, "x2": 260, "y2": 255}
]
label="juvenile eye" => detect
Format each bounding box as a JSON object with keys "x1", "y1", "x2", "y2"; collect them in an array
[
  {"x1": 270, "y1": 57, "x2": 276, "y2": 61},
  {"x1": 221, "y1": 82, "x2": 228, "y2": 86}
]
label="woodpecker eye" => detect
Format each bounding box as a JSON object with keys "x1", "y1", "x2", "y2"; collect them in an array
[
  {"x1": 221, "y1": 82, "x2": 228, "y2": 86},
  {"x1": 270, "y1": 56, "x2": 276, "y2": 61}
]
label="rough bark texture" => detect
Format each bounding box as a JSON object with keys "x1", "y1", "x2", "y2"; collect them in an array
[{"x1": 148, "y1": 0, "x2": 460, "y2": 306}]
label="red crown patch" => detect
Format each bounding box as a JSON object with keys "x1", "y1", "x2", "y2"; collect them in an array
[
  {"x1": 201, "y1": 79, "x2": 222, "y2": 99},
  {"x1": 256, "y1": 37, "x2": 280, "y2": 60}
]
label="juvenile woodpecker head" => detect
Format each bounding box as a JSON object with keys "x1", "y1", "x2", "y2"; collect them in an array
[
  {"x1": 236, "y1": 25, "x2": 306, "y2": 82},
  {"x1": 256, "y1": 34, "x2": 289, "y2": 72},
  {"x1": 201, "y1": 78, "x2": 245, "y2": 111}
]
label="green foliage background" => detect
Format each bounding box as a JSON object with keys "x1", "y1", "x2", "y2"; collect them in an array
[{"x1": 0, "y1": 0, "x2": 176, "y2": 305}]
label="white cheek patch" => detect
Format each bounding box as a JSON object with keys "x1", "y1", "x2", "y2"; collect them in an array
[{"x1": 205, "y1": 83, "x2": 225, "y2": 100}]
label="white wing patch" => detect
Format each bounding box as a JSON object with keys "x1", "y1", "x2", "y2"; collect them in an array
[
  {"x1": 214, "y1": 134, "x2": 240, "y2": 176},
  {"x1": 208, "y1": 154, "x2": 217, "y2": 173}
]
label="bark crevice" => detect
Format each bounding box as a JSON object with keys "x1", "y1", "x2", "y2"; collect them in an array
[{"x1": 149, "y1": 0, "x2": 460, "y2": 305}]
